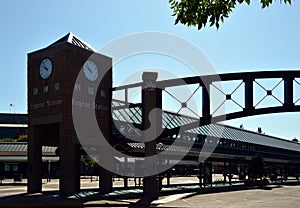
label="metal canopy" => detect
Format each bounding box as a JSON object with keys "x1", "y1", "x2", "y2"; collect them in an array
[
  {"x1": 0, "y1": 142, "x2": 57, "y2": 156},
  {"x1": 112, "y1": 99, "x2": 300, "y2": 153}
]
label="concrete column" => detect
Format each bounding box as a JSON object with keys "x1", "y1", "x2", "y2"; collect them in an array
[
  {"x1": 27, "y1": 125, "x2": 42, "y2": 194},
  {"x1": 142, "y1": 72, "x2": 162, "y2": 199}
]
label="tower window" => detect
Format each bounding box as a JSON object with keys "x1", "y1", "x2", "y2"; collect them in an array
[
  {"x1": 88, "y1": 87, "x2": 94, "y2": 94},
  {"x1": 54, "y1": 83, "x2": 60, "y2": 91},
  {"x1": 43, "y1": 85, "x2": 49, "y2": 93},
  {"x1": 33, "y1": 88, "x2": 38, "y2": 95}
]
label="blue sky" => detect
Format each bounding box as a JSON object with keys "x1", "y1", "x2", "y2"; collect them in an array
[{"x1": 1, "y1": 0, "x2": 300, "y2": 140}]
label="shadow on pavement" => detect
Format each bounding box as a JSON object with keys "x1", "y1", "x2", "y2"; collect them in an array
[
  {"x1": 0, "y1": 190, "x2": 83, "y2": 208},
  {"x1": 0, "y1": 183, "x2": 289, "y2": 208},
  {"x1": 0, "y1": 182, "x2": 27, "y2": 187}
]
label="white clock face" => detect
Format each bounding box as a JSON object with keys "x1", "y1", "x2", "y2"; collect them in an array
[
  {"x1": 83, "y1": 60, "x2": 99, "y2": 81},
  {"x1": 39, "y1": 58, "x2": 53, "y2": 80}
]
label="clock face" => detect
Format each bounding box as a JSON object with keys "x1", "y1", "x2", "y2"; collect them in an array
[
  {"x1": 83, "y1": 60, "x2": 99, "y2": 81},
  {"x1": 39, "y1": 58, "x2": 53, "y2": 80}
]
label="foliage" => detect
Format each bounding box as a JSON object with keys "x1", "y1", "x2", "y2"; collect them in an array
[
  {"x1": 88, "y1": 157, "x2": 98, "y2": 168},
  {"x1": 0, "y1": 134, "x2": 28, "y2": 142},
  {"x1": 0, "y1": 138, "x2": 15, "y2": 142},
  {"x1": 169, "y1": 0, "x2": 293, "y2": 30},
  {"x1": 248, "y1": 153, "x2": 266, "y2": 180},
  {"x1": 16, "y1": 134, "x2": 28, "y2": 142},
  {"x1": 81, "y1": 155, "x2": 98, "y2": 169}
]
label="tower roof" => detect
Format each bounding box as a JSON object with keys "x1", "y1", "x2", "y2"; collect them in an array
[{"x1": 47, "y1": 32, "x2": 95, "y2": 51}]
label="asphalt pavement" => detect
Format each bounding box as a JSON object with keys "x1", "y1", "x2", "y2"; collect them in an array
[{"x1": 0, "y1": 177, "x2": 300, "y2": 207}]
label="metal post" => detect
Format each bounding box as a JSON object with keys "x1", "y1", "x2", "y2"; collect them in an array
[
  {"x1": 124, "y1": 157, "x2": 128, "y2": 188},
  {"x1": 229, "y1": 161, "x2": 232, "y2": 185},
  {"x1": 47, "y1": 160, "x2": 51, "y2": 182},
  {"x1": 202, "y1": 81, "x2": 211, "y2": 125},
  {"x1": 284, "y1": 76, "x2": 294, "y2": 110},
  {"x1": 210, "y1": 161, "x2": 213, "y2": 188},
  {"x1": 244, "y1": 78, "x2": 254, "y2": 113},
  {"x1": 198, "y1": 163, "x2": 203, "y2": 188},
  {"x1": 223, "y1": 161, "x2": 227, "y2": 185}
]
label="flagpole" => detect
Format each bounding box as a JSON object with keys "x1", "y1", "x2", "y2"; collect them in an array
[{"x1": 9, "y1": 104, "x2": 14, "y2": 114}]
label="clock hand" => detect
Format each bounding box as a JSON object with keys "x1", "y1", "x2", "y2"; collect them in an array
[
  {"x1": 42, "y1": 63, "x2": 48, "y2": 71},
  {"x1": 87, "y1": 66, "x2": 93, "y2": 74}
]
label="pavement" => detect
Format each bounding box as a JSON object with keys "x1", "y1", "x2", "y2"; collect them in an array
[
  {"x1": 0, "y1": 177, "x2": 199, "y2": 207},
  {"x1": 0, "y1": 177, "x2": 300, "y2": 207},
  {"x1": 157, "y1": 185, "x2": 300, "y2": 208}
]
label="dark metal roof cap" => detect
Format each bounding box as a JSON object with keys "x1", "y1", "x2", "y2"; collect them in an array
[{"x1": 47, "y1": 32, "x2": 94, "y2": 51}]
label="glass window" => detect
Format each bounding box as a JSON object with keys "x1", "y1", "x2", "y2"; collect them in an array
[
  {"x1": 13, "y1": 164, "x2": 18, "y2": 172},
  {"x1": 100, "y1": 89, "x2": 107, "y2": 98},
  {"x1": 88, "y1": 87, "x2": 94, "y2": 94},
  {"x1": 4, "y1": 164, "x2": 10, "y2": 172},
  {"x1": 33, "y1": 88, "x2": 38, "y2": 95},
  {"x1": 54, "y1": 83, "x2": 60, "y2": 91},
  {"x1": 74, "y1": 83, "x2": 81, "y2": 92},
  {"x1": 43, "y1": 85, "x2": 49, "y2": 93}
]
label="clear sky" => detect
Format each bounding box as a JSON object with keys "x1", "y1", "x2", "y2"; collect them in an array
[{"x1": 1, "y1": 0, "x2": 300, "y2": 140}]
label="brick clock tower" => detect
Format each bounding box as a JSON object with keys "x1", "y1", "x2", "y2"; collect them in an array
[{"x1": 27, "y1": 33, "x2": 112, "y2": 196}]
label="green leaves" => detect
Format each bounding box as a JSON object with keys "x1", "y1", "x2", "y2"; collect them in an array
[
  {"x1": 169, "y1": 0, "x2": 293, "y2": 30},
  {"x1": 261, "y1": 0, "x2": 272, "y2": 8}
]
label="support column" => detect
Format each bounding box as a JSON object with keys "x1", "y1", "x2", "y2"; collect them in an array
[
  {"x1": 142, "y1": 72, "x2": 162, "y2": 199},
  {"x1": 27, "y1": 126, "x2": 42, "y2": 194},
  {"x1": 202, "y1": 81, "x2": 211, "y2": 125},
  {"x1": 166, "y1": 160, "x2": 171, "y2": 186},
  {"x1": 123, "y1": 177, "x2": 128, "y2": 188},
  {"x1": 123, "y1": 156, "x2": 128, "y2": 188},
  {"x1": 209, "y1": 162, "x2": 213, "y2": 187},
  {"x1": 198, "y1": 163, "x2": 203, "y2": 188},
  {"x1": 204, "y1": 161, "x2": 212, "y2": 187},
  {"x1": 244, "y1": 77, "x2": 254, "y2": 113},
  {"x1": 98, "y1": 144, "x2": 113, "y2": 194},
  {"x1": 99, "y1": 165, "x2": 113, "y2": 194},
  {"x1": 229, "y1": 161, "x2": 232, "y2": 185},
  {"x1": 59, "y1": 142, "x2": 81, "y2": 196},
  {"x1": 223, "y1": 161, "x2": 227, "y2": 185},
  {"x1": 284, "y1": 76, "x2": 294, "y2": 111}
]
